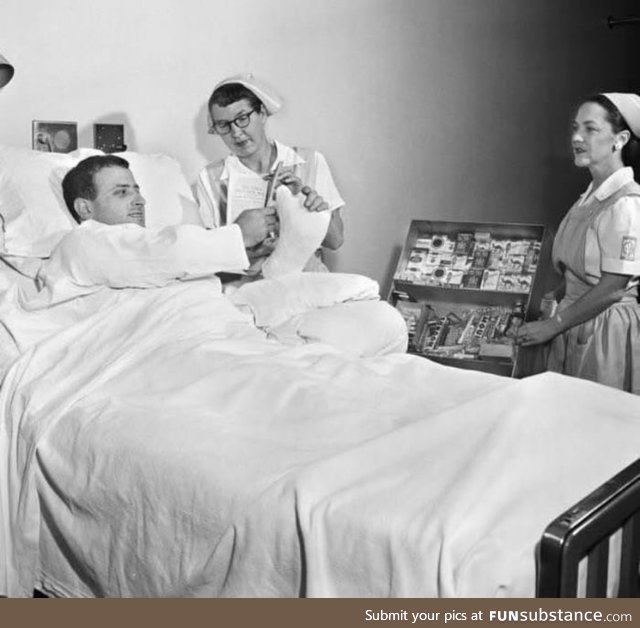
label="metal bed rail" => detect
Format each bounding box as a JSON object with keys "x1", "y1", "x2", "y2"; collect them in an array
[{"x1": 537, "y1": 458, "x2": 640, "y2": 597}]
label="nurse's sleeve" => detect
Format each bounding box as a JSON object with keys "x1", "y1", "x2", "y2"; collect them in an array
[
  {"x1": 597, "y1": 195, "x2": 640, "y2": 276},
  {"x1": 195, "y1": 167, "x2": 223, "y2": 229},
  {"x1": 314, "y1": 152, "x2": 345, "y2": 212}
]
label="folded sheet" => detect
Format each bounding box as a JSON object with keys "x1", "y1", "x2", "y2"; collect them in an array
[{"x1": 229, "y1": 271, "x2": 380, "y2": 328}]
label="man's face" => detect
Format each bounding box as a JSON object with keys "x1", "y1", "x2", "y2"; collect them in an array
[{"x1": 82, "y1": 166, "x2": 146, "y2": 227}]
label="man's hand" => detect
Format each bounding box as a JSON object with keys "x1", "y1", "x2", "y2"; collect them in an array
[
  {"x1": 246, "y1": 236, "x2": 277, "y2": 260},
  {"x1": 235, "y1": 206, "x2": 279, "y2": 248}
]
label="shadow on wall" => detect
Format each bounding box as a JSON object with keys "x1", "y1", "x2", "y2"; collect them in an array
[
  {"x1": 78, "y1": 112, "x2": 137, "y2": 153},
  {"x1": 191, "y1": 102, "x2": 230, "y2": 201},
  {"x1": 381, "y1": 244, "x2": 402, "y2": 298},
  {"x1": 193, "y1": 101, "x2": 227, "y2": 167}
]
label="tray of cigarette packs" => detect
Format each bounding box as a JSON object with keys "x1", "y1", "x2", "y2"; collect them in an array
[
  {"x1": 396, "y1": 229, "x2": 540, "y2": 293},
  {"x1": 390, "y1": 220, "x2": 552, "y2": 377},
  {"x1": 409, "y1": 303, "x2": 525, "y2": 362}
]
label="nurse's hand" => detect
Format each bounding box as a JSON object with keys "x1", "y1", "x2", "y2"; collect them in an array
[
  {"x1": 273, "y1": 172, "x2": 329, "y2": 212},
  {"x1": 514, "y1": 318, "x2": 562, "y2": 347}
]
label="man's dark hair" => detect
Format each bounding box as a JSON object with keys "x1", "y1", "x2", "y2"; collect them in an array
[
  {"x1": 62, "y1": 155, "x2": 130, "y2": 223},
  {"x1": 208, "y1": 83, "x2": 263, "y2": 113}
]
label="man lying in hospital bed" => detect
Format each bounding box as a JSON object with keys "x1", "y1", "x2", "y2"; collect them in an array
[
  {"x1": 0, "y1": 152, "x2": 406, "y2": 360},
  {"x1": 1, "y1": 146, "x2": 640, "y2": 598}
]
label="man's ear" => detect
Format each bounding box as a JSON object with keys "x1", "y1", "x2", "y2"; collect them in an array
[{"x1": 74, "y1": 198, "x2": 93, "y2": 221}]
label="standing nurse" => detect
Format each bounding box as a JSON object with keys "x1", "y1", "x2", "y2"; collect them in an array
[{"x1": 516, "y1": 93, "x2": 640, "y2": 393}]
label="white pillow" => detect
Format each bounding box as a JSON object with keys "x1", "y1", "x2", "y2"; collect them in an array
[
  {"x1": 295, "y1": 300, "x2": 409, "y2": 357},
  {"x1": 114, "y1": 151, "x2": 201, "y2": 230},
  {"x1": 0, "y1": 147, "x2": 100, "y2": 257},
  {"x1": 0, "y1": 146, "x2": 200, "y2": 259}
]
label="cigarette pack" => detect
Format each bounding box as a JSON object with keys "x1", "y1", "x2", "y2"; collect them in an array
[
  {"x1": 508, "y1": 239, "x2": 532, "y2": 256},
  {"x1": 481, "y1": 269, "x2": 501, "y2": 290},
  {"x1": 454, "y1": 232, "x2": 475, "y2": 256},
  {"x1": 479, "y1": 342, "x2": 513, "y2": 360},
  {"x1": 417, "y1": 316, "x2": 449, "y2": 353},
  {"x1": 488, "y1": 240, "x2": 509, "y2": 270},
  {"x1": 473, "y1": 313, "x2": 492, "y2": 340},
  {"x1": 502, "y1": 254, "x2": 525, "y2": 274},
  {"x1": 394, "y1": 299, "x2": 423, "y2": 347},
  {"x1": 437, "y1": 253, "x2": 454, "y2": 267},
  {"x1": 415, "y1": 236, "x2": 432, "y2": 249},
  {"x1": 497, "y1": 274, "x2": 517, "y2": 291},
  {"x1": 462, "y1": 268, "x2": 483, "y2": 289},
  {"x1": 405, "y1": 248, "x2": 430, "y2": 273},
  {"x1": 471, "y1": 247, "x2": 490, "y2": 269},
  {"x1": 525, "y1": 244, "x2": 540, "y2": 273},
  {"x1": 458, "y1": 310, "x2": 481, "y2": 346},
  {"x1": 492, "y1": 309, "x2": 512, "y2": 337},
  {"x1": 425, "y1": 253, "x2": 443, "y2": 267},
  {"x1": 474, "y1": 231, "x2": 492, "y2": 244},
  {"x1": 431, "y1": 267, "x2": 448, "y2": 285},
  {"x1": 453, "y1": 255, "x2": 472, "y2": 271},
  {"x1": 446, "y1": 269, "x2": 464, "y2": 287},
  {"x1": 514, "y1": 274, "x2": 532, "y2": 293},
  {"x1": 429, "y1": 234, "x2": 455, "y2": 254}
]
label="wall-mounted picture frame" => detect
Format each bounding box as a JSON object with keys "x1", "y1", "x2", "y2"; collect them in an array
[{"x1": 32, "y1": 120, "x2": 78, "y2": 153}]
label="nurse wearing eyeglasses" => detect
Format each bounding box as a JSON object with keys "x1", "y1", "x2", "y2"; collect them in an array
[{"x1": 196, "y1": 74, "x2": 345, "y2": 275}]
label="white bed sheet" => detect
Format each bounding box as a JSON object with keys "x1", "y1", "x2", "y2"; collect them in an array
[
  {"x1": 0, "y1": 258, "x2": 38, "y2": 380},
  {"x1": 1, "y1": 279, "x2": 640, "y2": 598}
]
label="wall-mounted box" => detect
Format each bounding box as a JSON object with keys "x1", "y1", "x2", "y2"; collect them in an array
[{"x1": 94, "y1": 123, "x2": 126, "y2": 153}]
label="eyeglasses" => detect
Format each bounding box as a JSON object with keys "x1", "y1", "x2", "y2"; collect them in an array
[{"x1": 208, "y1": 108, "x2": 259, "y2": 135}]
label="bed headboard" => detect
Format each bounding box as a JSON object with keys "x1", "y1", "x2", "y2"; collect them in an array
[{"x1": 537, "y1": 457, "x2": 640, "y2": 597}]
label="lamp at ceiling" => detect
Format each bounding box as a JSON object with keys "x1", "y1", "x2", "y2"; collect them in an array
[{"x1": 0, "y1": 54, "x2": 15, "y2": 88}]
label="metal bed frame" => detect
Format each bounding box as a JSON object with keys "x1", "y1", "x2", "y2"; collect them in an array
[{"x1": 537, "y1": 458, "x2": 640, "y2": 597}]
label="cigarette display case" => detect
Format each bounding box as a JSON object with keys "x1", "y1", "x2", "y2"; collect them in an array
[{"x1": 389, "y1": 219, "x2": 553, "y2": 378}]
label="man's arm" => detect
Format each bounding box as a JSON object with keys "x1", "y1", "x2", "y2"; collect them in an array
[{"x1": 39, "y1": 221, "x2": 252, "y2": 291}]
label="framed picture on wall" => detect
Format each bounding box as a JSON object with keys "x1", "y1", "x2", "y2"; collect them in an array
[{"x1": 32, "y1": 120, "x2": 78, "y2": 153}]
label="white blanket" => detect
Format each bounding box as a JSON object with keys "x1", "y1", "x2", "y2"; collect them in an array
[
  {"x1": 229, "y1": 272, "x2": 380, "y2": 328},
  {"x1": 1, "y1": 277, "x2": 640, "y2": 597}
]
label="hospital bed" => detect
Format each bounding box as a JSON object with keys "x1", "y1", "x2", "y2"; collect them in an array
[{"x1": 0, "y1": 146, "x2": 639, "y2": 599}]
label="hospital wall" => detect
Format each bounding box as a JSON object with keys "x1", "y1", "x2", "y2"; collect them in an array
[{"x1": 0, "y1": 0, "x2": 637, "y2": 292}]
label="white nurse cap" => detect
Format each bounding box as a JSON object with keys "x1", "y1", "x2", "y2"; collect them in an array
[
  {"x1": 602, "y1": 92, "x2": 640, "y2": 137},
  {"x1": 211, "y1": 73, "x2": 283, "y2": 116}
]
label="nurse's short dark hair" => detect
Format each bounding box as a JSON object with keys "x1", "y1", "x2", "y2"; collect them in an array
[
  {"x1": 208, "y1": 82, "x2": 264, "y2": 113},
  {"x1": 62, "y1": 155, "x2": 130, "y2": 223}
]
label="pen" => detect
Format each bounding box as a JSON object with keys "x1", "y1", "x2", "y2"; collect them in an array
[
  {"x1": 264, "y1": 160, "x2": 283, "y2": 207},
  {"x1": 264, "y1": 161, "x2": 282, "y2": 240}
]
